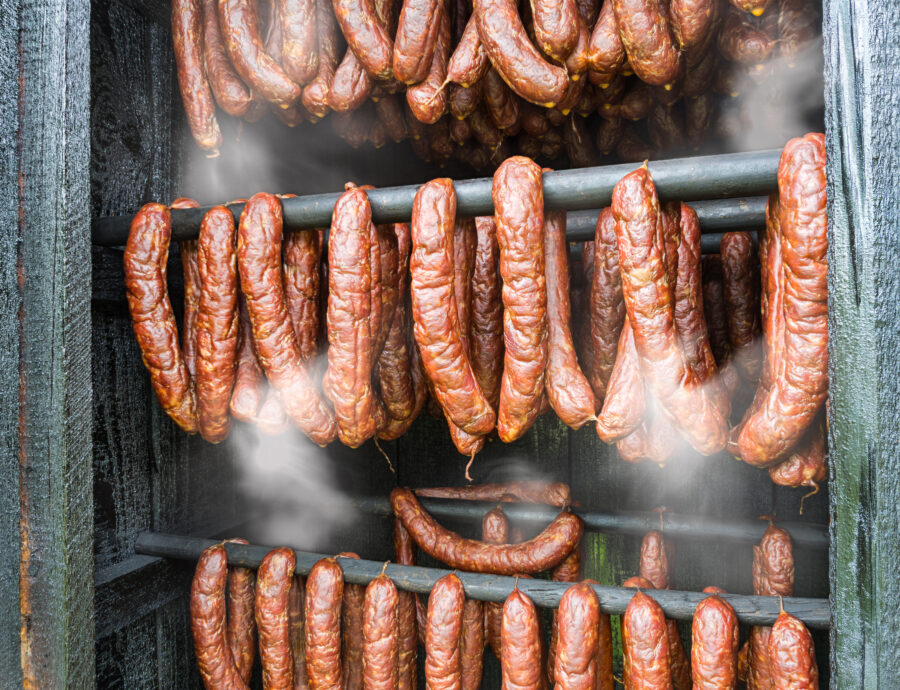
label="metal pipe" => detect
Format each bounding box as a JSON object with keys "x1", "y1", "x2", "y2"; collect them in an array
[
  {"x1": 91, "y1": 150, "x2": 779, "y2": 246},
  {"x1": 352, "y1": 497, "x2": 828, "y2": 550},
  {"x1": 135, "y1": 532, "x2": 829, "y2": 628}
]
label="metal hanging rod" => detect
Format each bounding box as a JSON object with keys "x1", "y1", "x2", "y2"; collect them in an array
[
  {"x1": 91, "y1": 150, "x2": 779, "y2": 246},
  {"x1": 351, "y1": 496, "x2": 828, "y2": 550},
  {"x1": 135, "y1": 532, "x2": 829, "y2": 628}
]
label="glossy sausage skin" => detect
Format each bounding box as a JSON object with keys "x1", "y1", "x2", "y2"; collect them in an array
[
  {"x1": 768, "y1": 611, "x2": 819, "y2": 689},
  {"x1": 473, "y1": 0, "x2": 568, "y2": 107},
  {"x1": 125, "y1": 203, "x2": 198, "y2": 433},
  {"x1": 224, "y1": 538, "x2": 256, "y2": 685},
  {"x1": 283, "y1": 229, "x2": 322, "y2": 365},
  {"x1": 482, "y1": 506, "x2": 509, "y2": 658},
  {"x1": 493, "y1": 157, "x2": 549, "y2": 442},
  {"x1": 533, "y1": 0, "x2": 580, "y2": 63},
  {"x1": 447, "y1": 16, "x2": 490, "y2": 87},
  {"x1": 588, "y1": 0, "x2": 626, "y2": 85},
  {"x1": 460, "y1": 599, "x2": 485, "y2": 690},
  {"x1": 391, "y1": 487, "x2": 583, "y2": 575},
  {"x1": 720, "y1": 232, "x2": 762, "y2": 386},
  {"x1": 333, "y1": 0, "x2": 394, "y2": 80},
  {"x1": 306, "y1": 558, "x2": 344, "y2": 690},
  {"x1": 200, "y1": 0, "x2": 251, "y2": 117},
  {"x1": 191, "y1": 544, "x2": 250, "y2": 689},
  {"x1": 425, "y1": 573, "x2": 465, "y2": 690},
  {"x1": 256, "y1": 547, "x2": 297, "y2": 690},
  {"x1": 363, "y1": 574, "x2": 400, "y2": 690},
  {"x1": 470, "y1": 216, "x2": 504, "y2": 410},
  {"x1": 595, "y1": 318, "x2": 645, "y2": 442},
  {"x1": 393, "y1": 0, "x2": 444, "y2": 84},
  {"x1": 417, "y1": 482, "x2": 572, "y2": 506},
  {"x1": 612, "y1": 0, "x2": 683, "y2": 86},
  {"x1": 302, "y1": 0, "x2": 341, "y2": 117},
  {"x1": 554, "y1": 582, "x2": 600, "y2": 690},
  {"x1": 410, "y1": 179, "x2": 496, "y2": 436},
  {"x1": 622, "y1": 590, "x2": 671, "y2": 689},
  {"x1": 238, "y1": 194, "x2": 337, "y2": 445},
  {"x1": 501, "y1": 589, "x2": 543, "y2": 690},
  {"x1": 738, "y1": 134, "x2": 828, "y2": 465},
  {"x1": 612, "y1": 166, "x2": 726, "y2": 455},
  {"x1": 406, "y1": 7, "x2": 450, "y2": 124},
  {"x1": 544, "y1": 210, "x2": 596, "y2": 428},
  {"x1": 690, "y1": 594, "x2": 739, "y2": 690},
  {"x1": 339, "y1": 552, "x2": 365, "y2": 690},
  {"x1": 281, "y1": 0, "x2": 319, "y2": 84},
  {"x1": 753, "y1": 523, "x2": 794, "y2": 598},
  {"x1": 230, "y1": 294, "x2": 267, "y2": 422},
  {"x1": 218, "y1": 0, "x2": 302, "y2": 107}
]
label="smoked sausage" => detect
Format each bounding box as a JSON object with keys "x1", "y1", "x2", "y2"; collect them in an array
[
  {"x1": 225, "y1": 539, "x2": 257, "y2": 685},
  {"x1": 690, "y1": 594, "x2": 739, "y2": 690},
  {"x1": 460, "y1": 599, "x2": 485, "y2": 690},
  {"x1": 418, "y1": 481, "x2": 572, "y2": 506},
  {"x1": 363, "y1": 571, "x2": 400, "y2": 690},
  {"x1": 288, "y1": 575, "x2": 309, "y2": 690},
  {"x1": 501, "y1": 588, "x2": 543, "y2": 690},
  {"x1": 768, "y1": 611, "x2": 819, "y2": 689},
  {"x1": 482, "y1": 506, "x2": 509, "y2": 657},
  {"x1": 256, "y1": 547, "x2": 297, "y2": 690},
  {"x1": 469, "y1": 216, "x2": 504, "y2": 410},
  {"x1": 720, "y1": 232, "x2": 762, "y2": 386},
  {"x1": 612, "y1": 0, "x2": 683, "y2": 86},
  {"x1": 200, "y1": 0, "x2": 251, "y2": 117},
  {"x1": 333, "y1": 0, "x2": 394, "y2": 80},
  {"x1": 425, "y1": 573, "x2": 465, "y2": 690},
  {"x1": 339, "y1": 553, "x2": 366, "y2": 690},
  {"x1": 554, "y1": 582, "x2": 600, "y2": 690},
  {"x1": 622, "y1": 590, "x2": 671, "y2": 689},
  {"x1": 393, "y1": 0, "x2": 444, "y2": 84},
  {"x1": 306, "y1": 558, "x2": 344, "y2": 690},
  {"x1": 302, "y1": 0, "x2": 341, "y2": 118}
]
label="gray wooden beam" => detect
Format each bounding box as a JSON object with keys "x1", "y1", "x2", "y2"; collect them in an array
[
  {"x1": 824, "y1": 0, "x2": 900, "y2": 686},
  {"x1": 0, "y1": 0, "x2": 95, "y2": 686}
]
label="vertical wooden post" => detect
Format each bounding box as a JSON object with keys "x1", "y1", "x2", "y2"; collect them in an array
[
  {"x1": 824, "y1": 0, "x2": 900, "y2": 686},
  {"x1": 0, "y1": 0, "x2": 94, "y2": 687}
]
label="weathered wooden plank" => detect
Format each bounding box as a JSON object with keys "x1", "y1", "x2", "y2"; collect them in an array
[{"x1": 823, "y1": 0, "x2": 900, "y2": 685}]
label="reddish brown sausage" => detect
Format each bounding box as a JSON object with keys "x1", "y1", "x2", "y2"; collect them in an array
[
  {"x1": 595, "y1": 318, "x2": 645, "y2": 442},
  {"x1": 230, "y1": 294, "x2": 267, "y2": 422},
  {"x1": 391, "y1": 487, "x2": 583, "y2": 575},
  {"x1": 191, "y1": 544, "x2": 250, "y2": 689},
  {"x1": 612, "y1": 166, "x2": 727, "y2": 455},
  {"x1": 553, "y1": 582, "x2": 600, "y2": 690},
  {"x1": 769, "y1": 411, "x2": 827, "y2": 491},
  {"x1": 690, "y1": 594, "x2": 739, "y2": 690},
  {"x1": 338, "y1": 553, "x2": 365, "y2": 690},
  {"x1": 533, "y1": 0, "x2": 580, "y2": 63},
  {"x1": 124, "y1": 203, "x2": 198, "y2": 433},
  {"x1": 393, "y1": 0, "x2": 444, "y2": 84},
  {"x1": 544, "y1": 210, "x2": 596, "y2": 428},
  {"x1": 612, "y1": 0, "x2": 682, "y2": 86},
  {"x1": 333, "y1": 0, "x2": 394, "y2": 80},
  {"x1": 200, "y1": 0, "x2": 252, "y2": 117},
  {"x1": 256, "y1": 547, "x2": 297, "y2": 690},
  {"x1": 501, "y1": 588, "x2": 543, "y2": 690},
  {"x1": 288, "y1": 575, "x2": 309, "y2": 690},
  {"x1": 482, "y1": 506, "x2": 509, "y2": 658},
  {"x1": 447, "y1": 17, "x2": 490, "y2": 87},
  {"x1": 363, "y1": 572, "x2": 400, "y2": 690},
  {"x1": 449, "y1": 82, "x2": 484, "y2": 120},
  {"x1": 280, "y1": 0, "x2": 319, "y2": 84},
  {"x1": 302, "y1": 0, "x2": 341, "y2": 117},
  {"x1": 470, "y1": 216, "x2": 504, "y2": 410},
  {"x1": 639, "y1": 531, "x2": 669, "y2": 590},
  {"x1": 473, "y1": 0, "x2": 569, "y2": 107},
  {"x1": 417, "y1": 481, "x2": 573, "y2": 506},
  {"x1": 393, "y1": 518, "x2": 426, "y2": 665},
  {"x1": 410, "y1": 179, "x2": 496, "y2": 436},
  {"x1": 483, "y1": 69, "x2": 520, "y2": 131},
  {"x1": 283, "y1": 229, "x2": 322, "y2": 364},
  {"x1": 238, "y1": 194, "x2": 337, "y2": 445},
  {"x1": 306, "y1": 558, "x2": 344, "y2": 690},
  {"x1": 700, "y1": 255, "x2": 740, "y2": 399},
  {"x1": 196, "y1": 206, "x2": 239, "y2": 443},
  {"x1": 425, "y1": 573, "x2": 465, "y2": 690},
  {"x1": 720, "y1": 231, "x2": 762, "y2": 386},
  {"x1": 224, "y1": 539, "x2": 257, "y2": 685},
  {"x1": 460, "y1": 599, "x2": 485, "y2": 690},
  {"x1": 407, "y1": 8, "x2": 450, "y2": 123},
  {"x1": 493, "y1": 157, "x2": 549, "y2": 442},
  {"x1": 218, "y1": 0, "x2": 302, "y2": 107},
  {"x1": 669, "y1": 0, "x2": 714, "y2": 49},
  {"x1": 622, "y1": 590, "x2": 671, "y2": 689},
  {"x1": 753, "y1": 523, "x2": 794, "y2": 598},
  {"x1": 588, "y1": 0, "x2": 626, "y2": 85},
  {"x1": 768, "y1": 611, "x2": 819, "y2": 689},
  {"x1": 718, "y1": 9, "x2": 775, "y2": 65}
]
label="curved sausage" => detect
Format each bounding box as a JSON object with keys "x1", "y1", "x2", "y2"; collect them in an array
[
  {"x1": 218, "y1": 0, "x2": 302, "y2": 107},
  {"x1": 533, "y1": 0, "x2": 580, "y2": 63},
  {"x1": 690, "y1": 594, "x2": 739, "y2": 690},
  {"x1": 447, "y1": 16, "x2": 490, "y2": 87},
  {"x1": 425, "y1": 573, "x2": 465, "y2": 690},
  {"x1": 410, "y1": 179, "x2": 496, "y2": 436},
  {"x1": 768, "y1": 611, "x2": 819, "y2": 689},
  {"x1": 768, "y1": 411, "x2": 827, "y2": 491},
  {"x1": 481, "y1": 506, "x2": 509, "y2": 658},
  {"x1": 363, "y1": 572, "x2": 400, "y2": 690},
  {"x1": 306, "y1": 558, "x2": 344, "y2": 690},
  {"x1": 288, "y1": 575, "x2": 309, "y2": 690},
  {"x1": 124, "y1": 203, "x2": 198, "y2": 433},
  {"x1": 302, "y1": 0, "x2": 341, "y2": 117},
  {"x1": 256, "y1": 547, "x2": 297, "y2": 690},
  {"x1": 554, "y1": 582, "x2": 600, "y2": 690},
  {"x1": 544, "y1": 210, "x2": 596, "y2": 428},
  {"x1": 406, "y1": 7, "x2": 450, "y2": 124},
  {"x1": 238, "y1": 194, "x2": 338, "y2": 445},
  {"x1": 595, "y1": 318, "x2": 645, "y2": 443},
  {"x1": 493, "y1": 157, "x2": 549, "y2": 442},
  {"x1": 473, "y1": 0, "x2": 569, "y2": 107},
  {"x1": 622, "y1": 590, "x2": 671, "y2": 689},
  {"x1": 230, "y1": 294, "x2": 267, "y2": 422},
  {"x1": 281, "y1": 0, "x2": 319, "y2": 84},
  {"x1": 612, "y1": 0, "x2": 682, "y2": 86},
  {"x1": 669, "y1": 0, "x2": 714, "y2": 49},
  {"x1": 483, "y1": 69, "x2": 520, "y2": 131},
  {"x1": 612, "y1": 165, "x2": 727, "y2": 455},
  {"x1": 200, "y1": 0, "x2": 252, "y2": 117},
  {"x1": 588, "y1": 0, "x2": 626, "y2": 85},
  {"x1": 333, "y1": 0, "x2": 394, "y2": 80},
  {"x1": 393, "y1": 0, "x2": 444, "y2": 84},
  {"x1": 501, "y1": 588, "x2": 542, "y2": 690},
  {"x1": 391, "y1": 487, "x2": 583, "y2": 575},
  {"x1": 222, "y1": 539, "x2": 257, "y2": 685},
  {"x1": 737, "y1": 133, "x2": 827, "y2": 464}
]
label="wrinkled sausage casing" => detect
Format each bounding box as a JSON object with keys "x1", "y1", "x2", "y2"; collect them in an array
[
  {"x1": 410, "y1": 179, "x2": 496, "y2": 436},
  {"x1": 622, "y1": 590, "x2": 671, "y2": 690},
  {"x1": 238, "y1": 194, "x2": 337, "y2": 446},
  {"x1": 425, "y1": 573, "x2": 465, "y2": 690},
  {"x1": 612, "y1": 0, "x2": 683, "y2": 86},
  {"x1": 391, "y1": 488, "x2": 583, "y2": 575},
  {"x1": 768, "y1": 611, "x2": 819, "y2": 689},
  {"x1": 256, "y1": 547, "x2": 297, "y2": 690},
  {"x1": 554, "y1": 582, "x2": 600, "y2": 690},
  {"x1": 225, "y1": 539, "x2": 257, "y2": 685},
  {"x1": 230, "y1": 294, "x2": 267, "y2": 422},
  {"x1": 339, "y1": 552, "x2": 366, "y2": 690},
  {"x1": 283, "y1": 229, "x2": 322, "y2": 365},
  {"x1": 691, "y1": 595, "x2": 739, "y2": 690},
  {"x1": 470, "y1": 216, "x2": 504, "y2": 411},
  {"x1": 363, "y1": 574, "x2": 400, "y2": 690},
  {"x1": 406, "y1": 9, "x2": 451, "y2": 124},
  {"x1": 393, "y1": 0, "x2": 444, "y2": 84},
  {"x1": 595, "y1": 317, "x2": 645, "y2": 442},
  {"x1": 482, "y1": 506, "x2": 509, "y2": 658},
  {"x1": 302, "y1": 0, "x2": 341, "y2": 117},
  {"x1": 125, "y1": 203, "x2": 198, "y2": 433},
  {"x1": 416, "y1": 481, "x2": 571, "y2": 505},
  {"x1": 493, "y1": 157, "x2": 549, "y2": 442},
  {"x1": 332, "y1": 0, "x2": 394, "y2": 81},
  {"x1": 306, "y1": 558, "x2": 345, "y2": 690},
  {"x1": 720, "y1": 231, "x2": 762, "y2": 386},
  {"x1": 639, "y1": 530, "x2": 669, "y2": 590},
  {"x1": 288, "y1": 574, "x2": 309, "y2": 690},
  {"x1": 200, "y1": 0, "x2": 251, "y2": 117},
  {"x1": 753, "y1": 523, "x2": 794, "y2": 598},
  {"x1": 612, "y1": 166, "x2": 727, "y2": 455},
  {"x1": 738, "y1": 133, "x2": 828, "y2": 465},
  {"x1": 501, "y1": 589, "x2": 542, "y2": 690},
  {"x1": 191, "y1": 544, "x2": 250, "y2": 690},
  {"x1": 460, "y1": 598, "x2": 485, "y2": 690}
]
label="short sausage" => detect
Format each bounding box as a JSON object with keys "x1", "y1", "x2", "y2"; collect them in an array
[
  {"x1": 554, "y1": 582, "x2": 600, "y2": 690},
  {"x1": 501, "y1": 588, "x2": 543, "y2": 690},
  {"x1": 768, "y1": 611, "x2": 819, "y2": 689},
  {"x1": 393, "y1": 0, "x2": 444, "y2": 84},
  {"x1": 612, "y1": 0, "x2": 683, "y2": 86},
  {"x1": 622, "y1": 589, "x2": 671, "y2": 689},
  {"x1": 281, "y1": 0, "x2": 319, "y2": 84},
  {"x1": 288, "y1": 575, "x2": 309, "y2": 690},
  {"x1": 363, "y1": 572, "x2": 400, "y2": 690},
  {"x1": 470, "y1": 216, "x2": 504, "y2": 410},
  {"x1": 200, "y1": 0, "x2": 251, "y2": 117},
  {"x1": 306, "y1": 558, "x2": 344, "y2": 690},
  {"x1": 256, "y1": 547, "x2": 297, "y2": 690},
  {"x1": 425, "y1": 573, "x2": 465, "y2": 690},
  {"x1": 690, "y1": 594, "x2": 739, "y2": 690}
]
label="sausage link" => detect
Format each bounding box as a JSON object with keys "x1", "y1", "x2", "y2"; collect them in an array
[
  {"x1": 501, "y1": 589, "x2": 542, "y2": 690},
  {"x1": 622, "y1": 590, "x2": 671, "y2": 689},
  {"x1": 218, "y1": 0, "x2": 302, "y2": 107},
  {"x1": 768, "y1": 411, "x2": 827, "y2": 490},
  {"x1": 700, "y1": 255, "x2": 740, "y2": 399},
  {"x1": 483, "y1": 69, "x2": 520, "y2": 131},
  {"x1": 196, "y1": 206, "x2": 239, "y2": 443},
  {"x1": 302, "y1": 0, "x2": 341, "y2": 117},
  {"x1": 493, "y1": 157, "x2": 549, "y2": 442},
  {"x1": 391, "y1": 487, "x2": 583, "y2": 575},
  {"x1": 200, "y1": 0, "x2": 252, "y2": 116},
  {"x1": 230, "y1": 293, "x2": 268, "y2": 422},
  {"x1": 768, "y1": 611, "x2": 819, "y2": 689},
  {"x1": 222, "y1": 539, "x2": 257, "y2": 685},
  {"x1": 639, "y1": 530, "x2": 669, "y2": 590},
  {"x1": 393, "y1": 0, "x2": 444, "y2": 84},
  {"x1": 256, "y1": 547, "x2": 297, "y2": 690},
  {"x1": 447, "y1": 17, "x2": 490, "y2": 87},
  {"x1": 588, "y1": 0, "x2": 626, "y2": 85},
  {"x1": 612, "y1": 166, "x2": 726, "y2": 455},
  {"x1": 333, "y1": 0, "x2": 394, "y2": 80},
  {"x1": 363, "y1": 573, "x2": 400, "y2": 690},
  {"x1": 669, "y1": 0, "x2": 713, "y2": 49},
  {"x1": 718, "y1": 9, "x2": 775, "y2": 65},
  {"x1": 450, "y1": 82, "x2": 484, "y2": 120},
  {"x1": 753, "y1": 523, "x2": 794, "y2": 598},
  {"x1": 125, "y1": 203, "x2": 198, "y2": 433},
  {"x1": 394, "y1": 518, "x2": 427, "y2": 660},
  {"x1": 612, "y1": 0, "x2": 682, "y2": 86},
  {"x1": 720, "y1": 231, "x2": 762, "y2": 386},
  {"x1": 281, "y1": 0, "x2": 319, "y2": 84},
  {"x1": 460, "y1": 599, "x2": 485, "y2": 690},
  {"x1": 238, "y1": 194, "x2": 338, "y2": 445},
  {"x1": 330, "y1": 50, "x2": 374, "y2": 112},
  {"x1": 410, "y1": 179, "x2": 496, "y2": 436},
  {"x1": 283, "y1": 229, "x2": 323, "y2": 364},
  {"x1": 407, "y1": 6, "x2": 450, "y2": 123},
  {"x1": 747, "y1": 627, "x2": 772, "y2": 690},
  {"x1": 376, "y1": 96, "x2": 410, "y2": 142},
  {"x1": 473, "y1": 0, "x2": 568, "y2": 107},
  {"x1": 778, "y1": 0, "x2": 817, "y2": 65},
  {"x1": 690, "y1": 594, "x2": 739, "y2": 690},
  {"x1": 306, "y1": 558, "x2": 344, "y2": 690},
  {"x1": 338, "y1": 553, "x2": 365, "y2": 690},
  {"x1": 481, "y1": 506, "x2": 509, "y2": 657},
  {"x1": 426, "y1": 573, "x2": 466, "y2": 690},
  {"x1": 289, "y1": 575, "x2": 309, "y2": 690},
  {"x1": 547, "y1": 545, "x2": 583, "y2": 686},
  {"x1": 533, "y1": 0, "x2": 580, "y2": 63},
  {"x1": 544, "y1": 210, "x2": 596, "y2": 428},
  {"x1": 554, "y1": 582, "x2": 599, "y2": 690},
  {"x1": 595, "y1": 321, "x2": 645, "y2": 443},
  {"x1": 418, "y1": 481, "x2": 571, "y2": 505}
]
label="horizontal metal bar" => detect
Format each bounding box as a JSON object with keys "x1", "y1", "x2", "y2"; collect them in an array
[
  {"x1": 135, "y1": 532, "x2": 829, "y2": 628},
  {"x1": 352, "y1": 497, "x2": 828, "y2": 550},
  {"x1": 91, "y1": 150, "x2": 780, "y2": 246}
]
